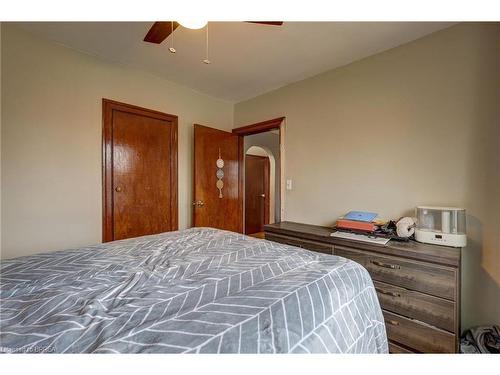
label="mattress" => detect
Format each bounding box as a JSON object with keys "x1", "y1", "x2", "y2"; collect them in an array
[{"x1": 0, "y1": 228, "x2": 388, "y2": 353}]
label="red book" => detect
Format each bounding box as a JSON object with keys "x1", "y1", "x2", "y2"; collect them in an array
[{"x1": 336, "y1": 219, "x2": 377, "y2": 232}]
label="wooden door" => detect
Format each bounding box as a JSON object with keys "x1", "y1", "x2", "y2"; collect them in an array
[
  {"x1": 193, "y1": 124, "x2": 243, "y2": 232},
  {"x1": 245, "y1": 155, "x2": 270, "y2": 234},
  {"x1": 103, "y1": 99, "x2": 178, "y2": 242}
]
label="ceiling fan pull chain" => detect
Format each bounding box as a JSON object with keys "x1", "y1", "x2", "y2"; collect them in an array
[
  {"x1": 169, "y1": 21, "x2": 176, "y2": 53},
  {"x1": 203, "y1": 23, "x2": 211, "y2": 64}
]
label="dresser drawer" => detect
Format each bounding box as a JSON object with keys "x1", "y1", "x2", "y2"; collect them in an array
[
  {"x1": 335, "y1": 246, "x2": 457, "y2": 300},
  {"x1": 265, "y1": 233, "x2": 333, "y2": 255},
  {"x1": 374, "y1": 280, "x2": 456, "y2": 332},
  {"x1": 383, "y1": 310, "x2": 456, "y2": 353},
  {"x1": 389, "y1": 341, "x2": 415, "y2": 353}
]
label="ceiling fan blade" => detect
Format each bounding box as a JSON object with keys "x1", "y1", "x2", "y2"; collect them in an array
[
  {"x1": 246, "y1": 21, "x2": 283, "y2": 26},
  {"x1": 144, "y1": 22, "x2": 179, "y2": 44}
]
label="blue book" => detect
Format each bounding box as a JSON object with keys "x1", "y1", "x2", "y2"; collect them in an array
[{"x1": 344, "y1": 211, "x2": 378, "y2": 222}]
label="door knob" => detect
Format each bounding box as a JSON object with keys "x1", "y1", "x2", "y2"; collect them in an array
[
  {"x1": 115, "y1": 186, "x2": 123, "y2": 192},
  {"x1": 260, "y1": 194, "x2": 266, "y2": 198}
]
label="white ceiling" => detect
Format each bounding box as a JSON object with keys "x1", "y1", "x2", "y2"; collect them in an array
[{"x1": 15, "y1": 22, "x2": 454, "y2": 102}]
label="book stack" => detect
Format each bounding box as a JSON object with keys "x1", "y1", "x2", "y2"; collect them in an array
[{"x1": 335, "y1": 211, "x2": 381, "y2": 234}]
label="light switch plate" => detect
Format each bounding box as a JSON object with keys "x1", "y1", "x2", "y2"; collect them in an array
[{"x1": 286, "y1": 179, "x2": 292, "y2": 190}]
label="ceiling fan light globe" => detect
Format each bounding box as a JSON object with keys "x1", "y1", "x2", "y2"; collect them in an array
[{"x1": 178, "y1": 20, "x2": 208, "y2": 29}]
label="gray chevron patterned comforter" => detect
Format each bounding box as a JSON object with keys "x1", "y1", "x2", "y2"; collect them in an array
[{"x1": 0, "y1": 228, "x2": 387, "y2": 353}]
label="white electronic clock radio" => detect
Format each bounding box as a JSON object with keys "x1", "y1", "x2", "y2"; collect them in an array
[{"x1": 415, "y1": 206, "x2": 467, "y2": 247}]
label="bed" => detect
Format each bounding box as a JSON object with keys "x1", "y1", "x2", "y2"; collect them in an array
[{"x1": 0, "y1": 228, "x2": 387, "y2": 353}]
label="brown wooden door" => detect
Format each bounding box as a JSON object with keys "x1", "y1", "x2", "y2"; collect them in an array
[
  {"x1": 103, "y1": 99, "x2": 178, "y2": 242},
  {"x1": 193, "y1": 124, "x2": 242, "y2": 232},
  {"x1": 245, "y1": 155, "x2": 270, "y2": 234}
]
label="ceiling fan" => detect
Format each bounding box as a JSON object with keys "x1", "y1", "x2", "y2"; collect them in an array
[{"x1": 143, "y1": 21, "x2": 283, "y2": 44}]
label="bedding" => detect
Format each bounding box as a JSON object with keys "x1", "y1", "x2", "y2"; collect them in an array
[{"x1": 0, "y1": 228, "x2": 387, "y2": 353}]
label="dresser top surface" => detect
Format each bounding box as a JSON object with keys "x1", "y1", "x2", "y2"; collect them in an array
[{"x1": 265, "y1": 221, "x2": 461, "y2": 267}]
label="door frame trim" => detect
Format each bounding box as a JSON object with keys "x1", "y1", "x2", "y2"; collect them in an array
[
  {"x1": 232, "y1": 117, "x2": 285, "y2": 136},
  {"x1": 102, "y1": 98, "x2": 178, "y2": 242},
  {"x1": 232, "y1": 117, "x2": 286, "y2": 229}
]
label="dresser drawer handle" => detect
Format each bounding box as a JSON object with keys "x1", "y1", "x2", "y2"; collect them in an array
[
  {"x1": 385, "y1": 319, "x2": 400, "y2": 326},
  {"x1": 371, "y1": 260, "x2": 401, "y2": 269},
  {"x1": 376, "y1": 288, "x2": 401, "y2": 298}
]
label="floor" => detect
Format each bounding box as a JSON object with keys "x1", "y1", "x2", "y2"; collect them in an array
[{"x1": 247, "y1": 232, "x2": 265, "y2": 239}]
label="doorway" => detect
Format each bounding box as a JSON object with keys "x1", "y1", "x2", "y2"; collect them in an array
[
  {"x1": 233, "y1": 118, "x2": 284, "y2": 237},
  {"x1": 191, "y1": 117, "x2": 285, "y2": 235}
]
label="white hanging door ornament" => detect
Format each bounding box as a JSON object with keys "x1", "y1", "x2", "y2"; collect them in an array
[
  {"x1": 168, "y1": 21, "x2": 176, "y2": 53},
  {"x1": 203, "y1": 24, "x2": 211, "y2": 64},
  {"x1": 216, "y1": 148, "x2": 224, "y2": 198}
]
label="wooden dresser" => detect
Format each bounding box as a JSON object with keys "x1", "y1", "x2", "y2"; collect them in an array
[{"x1": 264, "y1": 221, "x2": 462, "y2": 353}]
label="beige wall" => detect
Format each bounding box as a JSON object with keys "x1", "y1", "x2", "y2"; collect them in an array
[
  {"x1": 2, "y1": 22, "x2": 499, "y2": 330},
  {"x1": 1, "y1": 24, "x2": 234, "y2": 259},
  {"x1": 235, "y1": 23, "x2": 500, "y2": 330}
]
